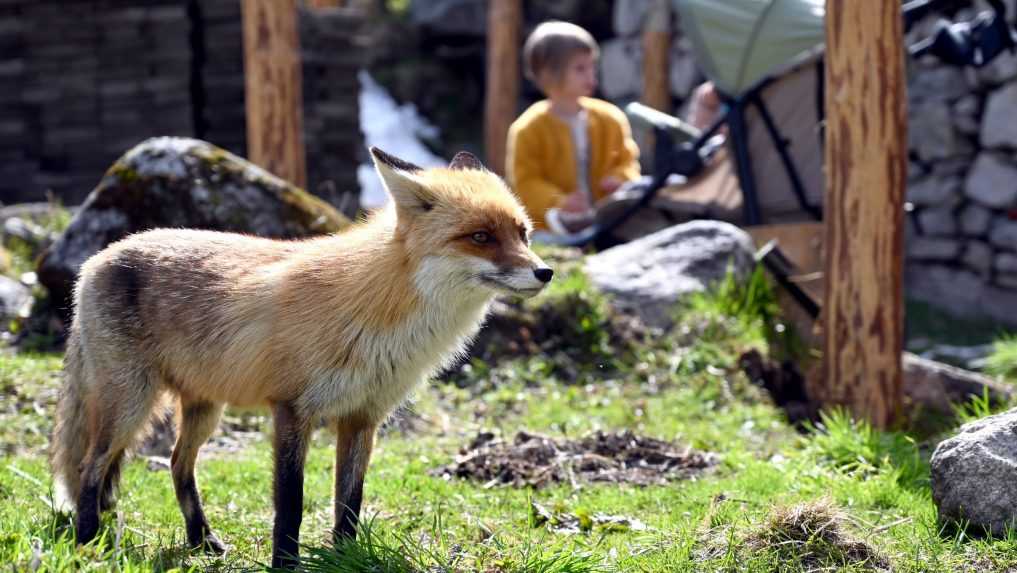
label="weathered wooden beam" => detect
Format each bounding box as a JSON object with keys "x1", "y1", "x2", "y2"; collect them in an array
[
  {"x1": 484, "y1": 0, "x2": 521, "y2": 175},
  {"x1": 242, "y1": 0, "x2": 308, "y2": 188},
  {"x1": 822, "y1": 1, "x2": 908, "y2": 428}
]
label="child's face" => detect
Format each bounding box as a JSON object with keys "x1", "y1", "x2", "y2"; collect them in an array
[{"x1": 551, "y1": 51, "x2": 597, "y2": 100}]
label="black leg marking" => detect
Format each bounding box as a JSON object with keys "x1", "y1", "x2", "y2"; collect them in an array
[
  {"x1": 333, "y1": 423, "x2": 375, "y2": 544},
  {"x1": 271, "y1": 402, "x2": 311, "y2": 569}
]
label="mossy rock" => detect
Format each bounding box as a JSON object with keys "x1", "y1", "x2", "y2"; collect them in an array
[{"x1": 38, "y1": 137, "x2": 351, "y2": 324}]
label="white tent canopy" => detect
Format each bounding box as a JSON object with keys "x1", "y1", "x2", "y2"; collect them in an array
[{"x1": 674, "y1": 0, "x2": 826, "y2": 96}]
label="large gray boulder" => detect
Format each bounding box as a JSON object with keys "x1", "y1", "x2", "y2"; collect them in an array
[
  {"x1": 37, "y1": 137, "x2": 349, "y2": 321},
  {"x1": 931, "y1": 409, "x2": 1017, "y2": 536},
  {"x1": 584, "y1": 220, "x2": 756, "y2": 329}
]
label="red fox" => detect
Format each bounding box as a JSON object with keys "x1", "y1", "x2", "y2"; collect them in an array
[{"x1": 51, "y1": 147, "x2": 552, "y2": 568}]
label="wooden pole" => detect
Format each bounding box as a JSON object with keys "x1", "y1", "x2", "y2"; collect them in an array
[
  {"x1": 484, "y1": 0, "x2": 521, "y2": 175},
  {"x1": 822, "y1": 1, "x2": 907, "y2": 428},
  {"x1": 641, "y1": 0, "x2": 671, "y2": 113},
  {"x1": 304, "y1": 0, "x2": 345, "y2": 8},
  {"x1": 242, "y1": 0, "x2": 307, "y2": 188}
]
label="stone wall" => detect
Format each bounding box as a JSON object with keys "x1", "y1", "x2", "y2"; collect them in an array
[
  {"x1": 0, "y1": 0, "x2": 364, "y2": 214},
  {"x1": 904, "y1": 7, "x2": 1017, "y2": 324}
]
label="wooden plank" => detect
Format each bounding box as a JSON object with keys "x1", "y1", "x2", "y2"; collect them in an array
[
  {"x1": 822, "y1": 0, "x2": 907, "y2": 428},
  {"x1": 484, "y1": 0, "x2": 521, "y2": 175},
  {"x1": 242, "y1": 0, "x2": 307, "y2": 188}
]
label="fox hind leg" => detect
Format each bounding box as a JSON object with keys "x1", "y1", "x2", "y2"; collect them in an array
[
  {"x1": 171, "y1": 398, "x2": 226, "y2": 554},
  {"x1": 75, "y1": 364, "x2": 162, "y2": 545}
]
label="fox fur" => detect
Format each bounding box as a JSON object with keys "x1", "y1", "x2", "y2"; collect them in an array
[{"x1": 50, "y1": 147, "x2": 552, "y2": 567}]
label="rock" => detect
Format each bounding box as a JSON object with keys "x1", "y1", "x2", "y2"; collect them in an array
[
  {"x1": 953, "y1": 94, "x2": 981, "y2": 118},
  {"x1": 909, "y1": 64, "x2": 970, "y2": 102},
  {"x1": 599, "y1": 37, "x2": 642, "y2": 100},
  {"x1": 916, "y1": 205, "x2": 957, "y2": 236},
  {"x1": 904, "y1": 353, "x2": 1012, "y2": 417},
  {"x1": 910, "y1": 101, "x2": 973, "y2": 161},
  {"x1": 2, "y1": 217, "x2": 52, "y2": 260},
  {"x1": 613, "y1": 0, "x2": 651, "y2": 37},
  {"x1": 983, "y1": 284, "x2": 1017, "y2": 314},
  {"x1": 0, "y1": 275, "x2": 31, "y2": 323},
  {"x1": 907, "y1": 237, "x2": 961, "y2": 261},
  {"x1": 961, "y1": 241, "x2": 993, "y2": 277},
  {"x1": 959, "y1": 203, "x2": 992, "y2": 236},
  {"x1": 931, "y1": 409, "x2": 1017, "y2": 536},
  {"x1": 908, "y1": 160, "x2": 926, "y2": 182},
  {"x1": 989, "y1": 218, "x2": 1017, "y2": 249},
  {"x1": 981, "y1": 82, "x2": 1017, "y2": 148},
  {"x1": 669, "y1": 37, "x2": 699, "y2": 100},
  {"x1": 584, "y1": 220, "x2": 756, "y2": 329},
  {"x1": 997, "y1": 252, "x2": 1017, "y2": 273},
  {"x1": 907, "y1": 263, "x2": 1017, "y2": 327},
  {"x1": 905, "y1": 264, "x2": 985, "y2": 317},
  {"x1": 908, "y1": 175, "x2": 961, "y2": 207},
  {"x1": 976, "y1": 50, "x2": 1017, "y2": 86},
  {"x1": 996, "y1": 274, "x2": 1017, "y2": 289},
  {"x1": 409, "y1": 0, "x2": 486, "y2": 36},
  {"x1": 931, "y1": 156, "x2": 973, "y2": 179},
  {"x1": 37, "y1": 137, "x2": 349, "y2": 323},
  {"x1": 964, "y1": 153, "x2": 1017, "y2": 208}
]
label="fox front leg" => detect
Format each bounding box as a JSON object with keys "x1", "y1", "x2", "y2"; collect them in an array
[
  {"x1": 332, "y1": 417, "x2": 376, "y2": 542},
  {"x1": 271, "y1": 401, "x2": 312, "y2": 569}
]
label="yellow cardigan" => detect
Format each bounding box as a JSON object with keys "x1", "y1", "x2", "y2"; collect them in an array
[{"x1": 506, "y1": 97, "x2": 642, "y2": 229}]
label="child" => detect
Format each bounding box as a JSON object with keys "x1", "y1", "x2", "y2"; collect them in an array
[{"x1": 506, "y1": 21, "x2": 641, "y2": 233}]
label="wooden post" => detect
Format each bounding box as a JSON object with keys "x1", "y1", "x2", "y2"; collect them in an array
[
  {"x1": 304, "y1": 0, "x2": 345, "y2": 8},
  {"x1": 242, "y1": 0, "x2": 307, "y2": 188},
  {"x1": 641, "y1": 0, "x2": 671, "y2": 113},
  {"x1": 822, "y1": 1, "x2": 907, "y2": 428},
  {"x1": 484, "y1": 0, "x2": 521, "y2": 175}
]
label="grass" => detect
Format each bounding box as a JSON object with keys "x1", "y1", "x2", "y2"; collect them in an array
[{"x1": 3, "y1": 264, "x2": 1017, "y2": 571}]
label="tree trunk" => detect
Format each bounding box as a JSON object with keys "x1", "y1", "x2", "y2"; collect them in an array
[
  {"x1": 484, "y1": 0, "x2": 521, "y2": 176},
  {"x1": 641, "y1": 0, "x2": 671, "y2": 113},
  {"x1": 304, "y1": 0, "x2": 345, "y2": 7},
  {"x1": 242, "y1": 0, "x2": 308, "y2": 188},
  {"x1": 822, "y1": 1, "x2": 907, "y2": 428}
]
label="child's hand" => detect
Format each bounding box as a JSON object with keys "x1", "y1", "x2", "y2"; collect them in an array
[
  {"x1": 559, "y1": 191, "x2": 591, "y2": 214},
  {"x1": 599, "y1": 176, "x2": 623, "y2": 194}
]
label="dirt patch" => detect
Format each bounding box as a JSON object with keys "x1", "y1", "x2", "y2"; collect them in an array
[{"x1": 433, "y1": 430, "x2": 717, "y2": 488}]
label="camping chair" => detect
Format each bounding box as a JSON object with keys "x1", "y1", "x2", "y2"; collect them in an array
[{"x1": 536, "y1": 0, "x2": 1015, "y2": 250}]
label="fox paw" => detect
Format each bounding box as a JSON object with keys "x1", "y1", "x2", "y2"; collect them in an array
[{"x1": 191, "y1": 533, "x2": 227, "y2": 555}]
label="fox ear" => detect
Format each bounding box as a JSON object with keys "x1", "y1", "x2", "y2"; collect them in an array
[
  {"x1": 370, "y1": 147, "x2": 436, "y2": 212},
  {"x1": 449, "y1": 151, "x2": 485, "y2": 171}
]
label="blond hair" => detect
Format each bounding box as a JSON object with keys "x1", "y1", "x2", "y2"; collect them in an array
[{"x1": 523, "y1": 21, "x2": 599, "y2": 90}]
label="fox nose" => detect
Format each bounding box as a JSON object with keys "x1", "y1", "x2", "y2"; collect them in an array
[{"x1": 533, "y1": 267, "x2": 553, "y2": 283}]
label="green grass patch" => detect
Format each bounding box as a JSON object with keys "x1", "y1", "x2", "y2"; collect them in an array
[{"x1": 3, "y1": 266, "x2": 1017, "y2": 570}]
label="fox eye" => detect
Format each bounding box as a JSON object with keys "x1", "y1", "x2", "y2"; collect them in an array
[
  {"x1": 471, "y1": 231, "x2": 493, "y2": 244},
  {"x1": 518, "y1": 228, "x2": 529, "y2": 244}
]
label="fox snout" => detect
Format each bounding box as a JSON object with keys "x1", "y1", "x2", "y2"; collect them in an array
[{"x1": 488, "y1": 250, "x2": 553, "y2": 297}]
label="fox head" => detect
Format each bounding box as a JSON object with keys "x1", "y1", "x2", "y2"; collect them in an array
[{"x1": 370, "y1": 147, "x2": 552, "y2": 298}]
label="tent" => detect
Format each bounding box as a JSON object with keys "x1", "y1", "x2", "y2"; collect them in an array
[{"x1": 675, "y1": 0, "x2": 826, "y2": 97}]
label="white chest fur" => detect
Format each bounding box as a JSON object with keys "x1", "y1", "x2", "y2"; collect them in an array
[{"x1": 297, "y1": 256, "x2": 493, "y2": 421}]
